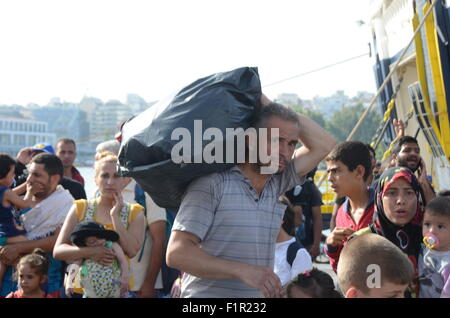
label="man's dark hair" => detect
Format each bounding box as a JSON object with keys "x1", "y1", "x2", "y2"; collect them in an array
[
  {"x1": 280, "y1": 196, "x2": 296, "y2": 236},
  {"x1": 252, "y1": 102, "x2": 300, "y2": 129},
  {"x1": 366, "y1": 144, "x2": 376, "y2": 159},
  {"x1": 0, "y1": 153, "x2": 16, "y2": 179},
  {"x1": 392, "y1": 136, "x2": 419, "y2": 155},
  {"x1": 425, "y1": 197, "x2": 450, "y2": 219},
  {"x1": 57, "y1": 138, "x2": 76, "y2": 149},
  {"x1": 30, "y1": 153, "x2": 64, "y2": 179},
  {"x1": 325, "y1": 141, "x2": 372, "y2": 181}
]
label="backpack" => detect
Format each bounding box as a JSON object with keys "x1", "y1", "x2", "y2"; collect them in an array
[
  {"x1": 134, "y1": 183, "x2": 147, "y2": 262},
  {"x1": 286, "y1": 240, "x2": 303, "y2": 266}
]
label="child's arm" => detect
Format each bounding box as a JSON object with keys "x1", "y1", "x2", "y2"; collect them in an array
[
  {"x1": 3, "y1": 187, "x2": 36, "y2": 210},
  {"x1": 325, "y1": 227, "x2": 354, "y2": 272},
  {"x1": 11, "y1": 182, "x2": 27, "y2": 196},
  {"x1": 112, "y1": 242, "x2": 129, "y2": 297}
]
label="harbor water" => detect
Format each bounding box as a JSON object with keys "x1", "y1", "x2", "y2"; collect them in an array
[{"x1": 77, "y1": 166, "x2": 96, "y2": 199}]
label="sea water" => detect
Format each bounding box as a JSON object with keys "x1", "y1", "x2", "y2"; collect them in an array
[{"x1": 77, "y1": 166, "x2": 96, "y2": 199}]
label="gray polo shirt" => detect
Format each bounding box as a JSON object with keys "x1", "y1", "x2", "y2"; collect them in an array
[{"x1": 172, "y1": 161, "x2": 304, "y2": 298}]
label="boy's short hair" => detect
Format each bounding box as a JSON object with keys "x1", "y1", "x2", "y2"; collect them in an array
[
  {"x1": 325, "y1": 141, "x2": 372, "y2": 181},
  {"x1": 0, "y1": 153, "x2": 16, "y2": 179},
  {"x1": 337, "y1": 233, "x2": 414, "y2": 295},
  {"x1": 392, "y1": 136, "x2": 419, "y2": 155},
  {"x1": 425, "y1": 197, "x2": 450, "y2": 219}
]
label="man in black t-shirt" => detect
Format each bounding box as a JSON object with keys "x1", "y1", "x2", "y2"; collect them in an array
[{"x1": 285, "y1": 168, "x2": 323, "y2": 259}]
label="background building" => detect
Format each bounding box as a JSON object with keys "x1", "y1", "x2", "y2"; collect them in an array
[{"x1": 0, "y1": 117, "x2": 56, "y2": 156}]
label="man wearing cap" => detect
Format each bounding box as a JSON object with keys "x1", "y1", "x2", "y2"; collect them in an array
[
  {"x1": 55, "y1": 138, "x2": 85, "y2": 186},
  {"x1": 0, "y1": 153, "x2": 74, "y2": 297},
  {"x1": 14, "y1": 143, "x2": 55, "y2": 182},
  {"x1": 14, "y1": 143, "x2": 86, "y2": 200}
]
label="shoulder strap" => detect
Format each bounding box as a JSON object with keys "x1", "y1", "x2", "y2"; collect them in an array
[
  {"x1": 287, "y1": 240, "x2": 302, "y2": 266},
  {"x1": 83, "y1": 199, "x2": 96, "y2": 221},
  {"x1": 134, "y1": 184, "x2": 147, "y2": 217}
]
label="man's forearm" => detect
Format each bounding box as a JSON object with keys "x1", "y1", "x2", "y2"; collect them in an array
[
  {"x1": 19, "y1": 233, "x2": 58, "y2": 255},
  {"x1": 171, "y1": 246, "x2": 242, "y2": 280},
  {"x1": 293, "y1": 114, "x2": 336, "y2": 175},
  {"x1": 142, "y1": 238, "x2": 165, "y2": 289},
  {"x1": 297, "y1": 114, "x2": 336, "y2": 156},
  {"x1": 312, "y1": 210, "x2": 323, "y2": 247},
  {"x1": 420, "y1": 181, "x2": 436, "y2": 204},
  {"x1": 167, "y1": 235, "x2": 247, "y2": 281}
]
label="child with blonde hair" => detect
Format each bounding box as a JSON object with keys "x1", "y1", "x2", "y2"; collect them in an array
[{"x1": 337, "y1": 233, "x2": 414, "y2": 298}]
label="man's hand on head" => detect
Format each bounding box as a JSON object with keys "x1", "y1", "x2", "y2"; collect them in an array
[
  {"x1": 16, "y1": 147, "x2": 34, "y2": 165},
  {"x1": 260, "y1": 93, "x2": 272, "y2": 106}
]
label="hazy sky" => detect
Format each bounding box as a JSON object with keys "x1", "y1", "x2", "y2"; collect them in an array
[{"x1": 0, "y1": 0, "x2": 376, "y2": 106}]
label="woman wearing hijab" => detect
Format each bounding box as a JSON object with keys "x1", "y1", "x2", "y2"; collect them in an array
[
  {"x1": 370, "y1": 166, "x2": 424, "y2": 264},
  {"x1": 351, "y1": 166, "x2": 424, "y2": 297}
]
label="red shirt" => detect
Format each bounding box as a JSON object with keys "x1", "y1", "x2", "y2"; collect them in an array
[
  {"x1": 325, "y1": 188, "x2": 375, "y2": 272},
  {"x1": 71, "y1": 166, "x2": 85, "y2": 186},
  {"x1": 5, "y1": 290, "x2": 58, "y2": 298}
]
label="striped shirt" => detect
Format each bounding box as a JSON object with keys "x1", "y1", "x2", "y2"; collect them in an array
[{"x1": 173, "y1": 161, "x2": 304, "y2": 298}]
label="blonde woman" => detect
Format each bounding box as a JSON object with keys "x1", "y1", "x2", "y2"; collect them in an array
[{"x1": 53, "y1": 152, "x2": 145, "y2": 297}]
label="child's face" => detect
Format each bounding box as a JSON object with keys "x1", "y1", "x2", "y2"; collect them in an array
[
  {"x1": 18, "y1": 264, "x2": 45, "y2": 294},
  {"x1": 382, "y1": 178, "x2": 417, "y2": 226},
  {"x1": 347, "y1": 282, "x2": 408, "y2": 298},
  {"x1": 0, "y1": 165, "x2": 15, "y2": 187},
  {"x1": 423, "y1": 212, "x2": 450, "y2": 251},
  {"x1": 326, "y1": 160, "x2": 363, "y2": 198},
  {"x1": 85, "y1": 236, "x2": 106, "y2": 247}
]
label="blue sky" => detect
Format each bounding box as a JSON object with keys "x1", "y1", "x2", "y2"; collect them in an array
[{"x1": 0, "y1": 0, "x2": 376, "y2": 105}]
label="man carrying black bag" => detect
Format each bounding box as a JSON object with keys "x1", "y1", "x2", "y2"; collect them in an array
[{"x1": 166, "y1": 95, "x2": 336, "y2": 298}]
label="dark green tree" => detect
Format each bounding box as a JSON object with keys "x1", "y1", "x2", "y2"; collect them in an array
[
  {"x1": 325, "y1": 103, "x2": 382, "y2": 144},
  {"x1": 291, "y1": 106, "x2": 326, "y2": 129}
]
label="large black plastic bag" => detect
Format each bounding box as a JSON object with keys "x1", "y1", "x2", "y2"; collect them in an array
[{"x1": 118, "y1": 67, "x2": 262, "y2": 211}]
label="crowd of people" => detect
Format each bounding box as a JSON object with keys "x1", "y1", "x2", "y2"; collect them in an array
[{"x1": 0, "y1": 99, "x2": 449, "y2": 299}]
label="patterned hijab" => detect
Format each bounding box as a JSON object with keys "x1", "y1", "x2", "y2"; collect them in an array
[{"x1": 371, "y1": 166, "x2": 424, "y2": 260}]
